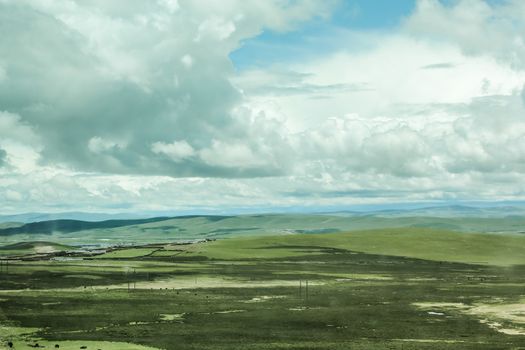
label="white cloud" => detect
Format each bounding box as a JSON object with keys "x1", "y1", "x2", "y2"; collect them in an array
[
  {"x1": 2, "y1": 0, "x2": 525, "y2": 214},
  {"x1": 158, "y1": 0, "x2": 179, "y2": 14},
  {"x1": 180, "y1": 54, "x2": 193, "y2": 68},
  {"x1": 199, "y1": 140, "x2": 267, "y2": 170},
  {"x1": 0, "y1": 111, "x2": 41, "y2": 173},
  {"x1": 404, "y1": 0, "x2": 525, "y2": 68},
  {"x1": 0, "y1": 0, "x2": 333, "y2": 178},
  {"x1": 88, "y1": 137, "x2": 126, "y2": 154},
  {"x1": 0, "y1": 111, "x2": 39, "y2": 144},
  {"x1": 5, "y1": 189, "x2": 23, "y2": 201},
  {"x1": 151, "y1": 140, "x2": 195, "y2": 162},
  {"x1": 196, "y1": 17, "x2": 236, "y2": 42},
  {"x1": 235, "y1": 34, "x2": 525, "y2": 138}
]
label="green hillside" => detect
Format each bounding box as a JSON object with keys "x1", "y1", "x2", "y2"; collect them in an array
[
  {"x1": 73, "y1": 227, "x2": 525, "y2": 266},
  {"x1": 0, "y1": 241, "x2": 73, "y2": 256},
  {"x1": 0, "y1": 217, "x2": 172, "y2": 235},
  {"x1": 1, "y1": 213, "x2": 525, "y2": 247},
  {"x1": 183, "y1": 228, "x2": 525, "y2": 266}
]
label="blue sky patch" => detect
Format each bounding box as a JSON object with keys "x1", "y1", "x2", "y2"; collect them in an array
[{"x1": 230, "y1": 0, "x2": 416, "y2": 70}]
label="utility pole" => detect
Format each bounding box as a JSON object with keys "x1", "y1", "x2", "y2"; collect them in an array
[{"x1": 299, "y1": 280, "x2": 302, "y2": 298}]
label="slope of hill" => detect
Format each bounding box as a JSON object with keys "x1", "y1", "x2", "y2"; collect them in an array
[
  {"x1": 0, "y1": 241, "x2": 74, "y2": 256},
  {"x1": 0, "y1": 222, "x2": 23, "y2": 229},
  {"x1": 1, "y1": 212, "x2": 525, "y2": 247},
  {"x1": 182, "y1": 227, "x2": 525, "y2": 266},
  {"x1": 0, "y1": 217, "x2": 173, "y2": 235}
]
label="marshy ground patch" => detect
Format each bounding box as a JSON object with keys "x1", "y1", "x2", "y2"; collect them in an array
[
  {"x1": 243, "y1": 295, "x2": 287, "y2": 303},
  {"x1": 213, "y1": 309, "x2": 246, "y2": 314},
  {"x1": 414, "y1": 299, "x2": 525, "y2": 336},
  {"x1": 91, "y1": 275, "x2": 319, "y2": 290},
  {"x1": 159, "y1": 313, "x2": 185, "y2": 321}
]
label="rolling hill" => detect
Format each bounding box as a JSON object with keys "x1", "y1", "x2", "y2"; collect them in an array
[
  {"x1": 1, "y1": 211, "x2": 525, "y2": 247},
  {"x1": 0, "y1": 241, "x2": 74, "y2": 256},
  {"x1": 0, "y1": 217, "x2": 173, "y2": 235}
]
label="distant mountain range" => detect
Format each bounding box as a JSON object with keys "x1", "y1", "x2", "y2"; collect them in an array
[
  {"x1": 0, "y1": 217, "x2": 173, "y2": 235},
  {"x1": 2, "y1": 205, "x2": 525, "y2": 224},
  {"x1": 1, "y1": 207, "x2": 525, "y2": 247},
  {"x1": 0, "y1": 211, "x2": 149, "y2": 224},
  {"x1": 328, "y1": 205, "x2": 525, "y2": 218}
]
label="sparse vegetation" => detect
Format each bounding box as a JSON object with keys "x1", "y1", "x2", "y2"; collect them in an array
[{"x1": 1, "y1": 228, "x2": 525, "y2": 349}]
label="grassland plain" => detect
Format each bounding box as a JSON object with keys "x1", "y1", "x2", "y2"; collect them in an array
[{"x1": 0, "y1": 228, "x2": 525, "y2": 349}]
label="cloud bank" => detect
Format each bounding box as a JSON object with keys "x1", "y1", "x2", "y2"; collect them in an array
[
  {"x1": 0, "y1": 0, "x2": 331, "y2": 177},
  {"x1": 1, "y1": 0, "x2": 525, "y2": 213}
]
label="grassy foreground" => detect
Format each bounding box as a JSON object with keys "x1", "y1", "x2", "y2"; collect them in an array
[{"x1": 1, "y1": 228, "x2": 525, "y2": 349}]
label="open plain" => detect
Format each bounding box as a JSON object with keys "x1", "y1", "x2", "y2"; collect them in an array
[{"x1": 1, "y1": 222, "x2": 525, "y2": 349}]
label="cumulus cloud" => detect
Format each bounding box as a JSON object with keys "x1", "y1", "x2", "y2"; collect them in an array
[
  {"x1": 0, "y1": 111, "x2": 40, "y2": 144},
  {"x1": 286, "y1": 87, "x2": 525, "y2": 179},
  {"x1": 151, "y1": 140, "x2": 195, "y2": 162},
  {"x1": 88, "y1": 137, "x2": 127, "y2": 154},
  {"x1": 442, "y1": 91, "x2": 525, "y2": 174},
  {"x1": 200, "y1": 140, "x2": 271, "y2": 171},
  {"x1": 0, "y1": 0, "x2": 333, "y2": 177},
  {"x1": 2, "y1": 0, "x2": 525, "y2": 213},
  {"x1": 195, "y1": 17, "x2": 236, "y2": 42},
  {"x1": 404, "y1": 0, "x2": 525, "y2": 68},
  {"x1": 237, "y1": 29, "x2": 525, "y2": 180}
]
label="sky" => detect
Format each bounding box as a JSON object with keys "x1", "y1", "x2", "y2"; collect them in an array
[{"x1": 1, "y1": 0, "x2": 525, "y2": 215}]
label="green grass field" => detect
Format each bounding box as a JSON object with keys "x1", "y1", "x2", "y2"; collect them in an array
[
  {"x1": 183, "y1": 228, "x2": 525, "y2": 266},
  {"x1": 1, "y1": 228, "x2": 524, "y2": 349}
]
